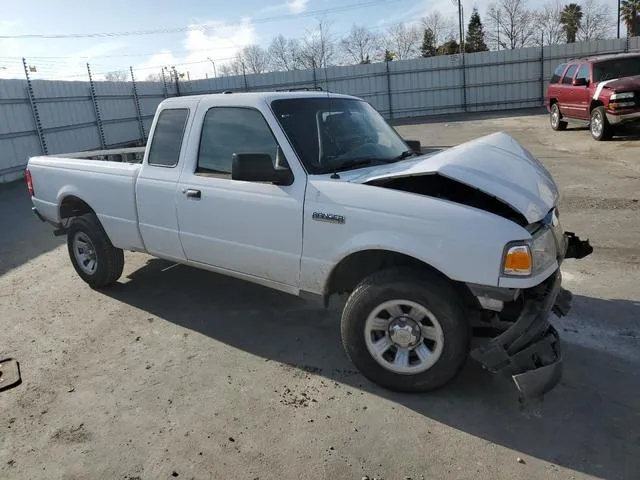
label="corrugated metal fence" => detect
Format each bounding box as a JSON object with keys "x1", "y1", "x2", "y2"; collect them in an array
[{"x1": 1, "y1": 36, "x2": 638, "y2": 182}]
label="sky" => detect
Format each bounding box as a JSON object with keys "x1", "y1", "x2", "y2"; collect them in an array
[{"x1": 0, "y1": 0, "x2": 617, "y2": 82}]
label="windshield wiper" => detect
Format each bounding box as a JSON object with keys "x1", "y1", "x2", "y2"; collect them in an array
[{"x1": 391, "y1": 150, "x2": 418, "y2": 161}]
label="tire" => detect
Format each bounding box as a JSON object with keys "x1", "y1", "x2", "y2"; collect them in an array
[
  {"x1": 340, "y1": 268, "x2": 470, "y2": 393},
  {"x1": 550, "y1": 103, "x2": 567, "y2": 131},
  {"x1": 66, "y1": 213, "x2": 124, "y2": 288},
  {"x1": 590, "y1": 106, "x2": 613, "y2": 141}
]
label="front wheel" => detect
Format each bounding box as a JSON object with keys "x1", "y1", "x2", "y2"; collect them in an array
[
  {"x1": 590, "y1": 106, "x2": 613, "y2": 141},
  {"x1": 550, "y1": 103, "x2": 567, "y2": 131},
  {"x1": 67, "y1": 213, "x2": 124, "y2": 288},
  {"x1": 340, "y1": 268, "x2": 470, "y2": 393}
]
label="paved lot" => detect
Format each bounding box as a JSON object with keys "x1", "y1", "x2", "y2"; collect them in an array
[{"x1": 1, "y1": 109, "x2": 639, "y2": 480}]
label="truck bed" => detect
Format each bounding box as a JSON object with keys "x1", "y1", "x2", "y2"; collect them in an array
[{"x1": 28, "y1": 147, "x2": 147, "y2": 252}]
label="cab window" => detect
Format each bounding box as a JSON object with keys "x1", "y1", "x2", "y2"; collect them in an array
[
  {"x1": 550, "y1": 63, "x2": 567, "y2": 83},
  {"x1": 196, "y1": 107, "x2": 280, "y2": 176},
  {"x1": 147, "y1": 108, "x2": 189, "y2": 167},
  {"x1": 575, "y1": 64, "x2": 590, "y2": 84},
  {"x1": 562, "y1": 64, "x2": 578, "y2": 84}
]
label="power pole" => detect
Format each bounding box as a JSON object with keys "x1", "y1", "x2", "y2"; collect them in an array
[
  {"x1": 617, "y1": 0, "x2": 621, "y2": 38},
  {"x1": 458, "y1": 0, "x2": 465, "y2": 54}
]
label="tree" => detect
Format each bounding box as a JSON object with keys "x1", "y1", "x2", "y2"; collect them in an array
[
  {"x1": 145, "y1": 73, "x2": 163, "y2": 82},
  {"x1": 486, "y1": 0, "x2": 537, "y2": 49},
  {"x1": 238, "y1": 45, "x2": 270, "y2": 74},
  {"x1": 299, "y1": 19, "x2": 336, "y2": 69},
  {"x1": 340, "y1": 25, "x2": 381, "y2": 65},
  {"x1": 621, "y1": 0, "x2": 640, "y2": 37},
  {"x1": 560, "y1": 3, "x2": 583, "y2": 43},
  {"x1": 385, "y1": 23, "x2": 421, "y2": 60},
  {"x1": 421, "y1": 27, "x2": 437, "y2": 57},
  {"x1": 578, "y1": 0, "x2": 614, "y2": 40},
  {"x1": 465, "y1": 9, "x2": 489, "y2": 52},
  {"x1": 421, "y1": 11, "x2": 456, "y2": 47},
  {"x1": 269, "y1": 35, "x2": 302, "y2": 71},
  {"x1": 535, "y1": 0, "x2": 564, "y2": 45},
  {"x1": 437, "y1": 39, "x2": 460, "y2": 56},
  {"x1": 104, "y1": 70, "x2": 129, "y2": 82}
]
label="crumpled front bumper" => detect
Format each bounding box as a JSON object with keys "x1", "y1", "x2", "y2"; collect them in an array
[{"x1": 470, "y1": 232, "x2": 592, "y2": 400}]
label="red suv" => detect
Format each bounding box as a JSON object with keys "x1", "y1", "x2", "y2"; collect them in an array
[{"x1": 545, "y1": 53, "x2": 640, "y2": 141}]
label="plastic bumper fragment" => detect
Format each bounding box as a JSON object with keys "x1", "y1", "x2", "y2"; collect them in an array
[{"x1": 471, "y1": 270, "x2": 565, "y2": 400}]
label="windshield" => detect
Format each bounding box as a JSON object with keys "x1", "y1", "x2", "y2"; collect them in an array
[
  {"x1": 593, "y1": 57, "x2": 640, "y2": 82},
  {"x1": 270, "y1": 97, "x2": 410, "y2": 174}
]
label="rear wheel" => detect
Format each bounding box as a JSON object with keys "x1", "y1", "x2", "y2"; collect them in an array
[
  {"x1": 67, "y1": 213, "x2": 124, "y2": 288},
  {"x1": 550, "y1": 103, "x2": 567, "y2": 131},
  {"x1": 590, "y1": 106, "x2": 613, "y2": 141},
  {"x1": 340, "y1": 268, "x2": 470, "y2": 393}
]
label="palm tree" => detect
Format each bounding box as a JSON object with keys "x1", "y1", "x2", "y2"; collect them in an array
[
  {"x1": 621, "y1": 0, "x2": 640, "y2": 37},
  {"x1": 560, "y1": 3, "x2": 583, "y2": 43}
]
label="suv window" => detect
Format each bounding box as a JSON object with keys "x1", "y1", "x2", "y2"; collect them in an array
[
  {"x1": 147, "y1": 108, "x2": 189, "y2": 167},
  {"x1": 562, "y1": 64, "x2": 578, "y2": 84},
  {"x1": 197, "y1": 107, "x2": 279, "y2": 175},
  {"x1": 550, "y1": 63, "x2": 567, "y2": 83},
  {"x1": 576, "y1": 64, "x2": 590, "y2": 83}
]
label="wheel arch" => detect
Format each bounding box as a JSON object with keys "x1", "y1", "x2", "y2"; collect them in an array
[
  {"x1": 324, "y1": 248, "x2": 478, "y2": 309},
  {"x1": 59, "y1": 194, "x2": 96, "y2": 220},
  {"x1": 590, "y1": 99, "x2": 604, "y2": 112}
]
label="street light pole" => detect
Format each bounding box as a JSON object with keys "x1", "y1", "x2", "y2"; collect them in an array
[
  {"x1": 207, "y1": 57, "x2": 217, "y2": 77},
  {"x1": 617, "y1": 0, "x2": 621, "y2": 38}
]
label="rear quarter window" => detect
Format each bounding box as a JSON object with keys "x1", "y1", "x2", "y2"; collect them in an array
[
  {"x1": 147, "y1": 108, "x2": 190, "y2": 167},
  {"x1": 550, "y1": 63, "x2": 567, "y2": 83}
]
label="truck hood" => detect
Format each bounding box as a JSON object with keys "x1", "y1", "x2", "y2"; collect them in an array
[
  {"x1": 338, "y1": 132, "x2": 559, "y2": 224},
  {"x1": 598, "y1": 75, "x2": 640, "y2": 92}
]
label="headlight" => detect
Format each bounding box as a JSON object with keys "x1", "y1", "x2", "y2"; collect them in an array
[
  {"x1": 502, "y1": 227, "x2": 557, "y2": 277},
  {"x1": 610, "y1": 92, "x2": 635, "y2": 101}
]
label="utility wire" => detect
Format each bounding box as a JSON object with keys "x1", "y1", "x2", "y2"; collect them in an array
[{"x1": 0, "y1": 0, "x2": 409, "y2": 39}]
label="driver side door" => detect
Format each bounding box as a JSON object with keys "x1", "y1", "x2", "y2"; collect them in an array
[{"x1": 176, "y1": 106, "x2": 306, "y2": 290}]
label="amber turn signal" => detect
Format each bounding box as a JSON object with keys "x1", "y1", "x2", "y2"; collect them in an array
[{"x1": 504, "y1": 245, "x2": 532, "y2": 276}]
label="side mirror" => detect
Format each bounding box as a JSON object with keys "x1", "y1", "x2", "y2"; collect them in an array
[
  {"x1": 405, "y1": 139, "x2": 422, "y2": 153},
  {"x1": 573, "y1": 77, "x2": 588, "y2": 87},
  {"x1": 231, "y1": 153, "x2": 293, "y2": 186}
]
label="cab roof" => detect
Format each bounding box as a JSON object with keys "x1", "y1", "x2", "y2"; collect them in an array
[
  {"x1": 568, "y1": 51, "x2": 640, "y2": 64},
  {"x1": 158, "y1": 91, "x2": 360, "y2": 110}
]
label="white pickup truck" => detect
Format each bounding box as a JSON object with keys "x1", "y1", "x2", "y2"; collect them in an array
[{"x1": 26, "y1": 91, "x2": 593, "y2": 400}]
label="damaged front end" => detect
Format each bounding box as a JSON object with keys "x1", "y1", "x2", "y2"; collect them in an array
[{"x1": 468, "y1": 232, "x2": 593, "y2": 401}]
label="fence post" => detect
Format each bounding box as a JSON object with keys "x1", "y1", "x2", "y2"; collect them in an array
[
  {"x1": 461, "y1": 53, "x2": 467, "y2": 112},
  {"x1": 161, "y1": 68, "x2": 168, "y2": 99},
  {"x1": 87, "y1": 63, "x2": 106, "y2": 149},
  {"x1": 130, "y1": 67, "x2": 146, "y2": 142},
  {"x1": 385, "y1": 60, "x2": 393, "y2": 120},
  {"x1": 22, "y1": 57, "x2": 47, "y2": 155},
  {"x1": 540, "y1": 32, "x2": 545, "y2": 105},
  {"x1": 312, "y1": 60, "x2": 318, "y2": 89},
  {"x1": 242, "y1": 62, "x2": 249, "y2": 92}
]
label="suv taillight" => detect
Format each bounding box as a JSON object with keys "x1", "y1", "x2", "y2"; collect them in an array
[{"x1": 25, "y1": 168, "x2": 34, "y2": 196}]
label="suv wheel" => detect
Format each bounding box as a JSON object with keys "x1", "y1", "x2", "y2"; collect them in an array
[
  {"x1": 550, "y1": 103, "x2": 567, "y2": 131},
  {"x1": 590, "y1": 106, "x2": 613, "y2": 141}
]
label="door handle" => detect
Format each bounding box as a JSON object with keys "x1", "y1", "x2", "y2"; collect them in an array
[{"x1": 184, "y1": 188, "x2": 201, "y2": 199}]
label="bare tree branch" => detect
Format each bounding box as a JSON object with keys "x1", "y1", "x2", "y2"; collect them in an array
[
  {"x1": 385, "y1": 23, "x2": 421, "y2": 60},
  {"x1": 104, "y1": 70, "x2": 129, "y2": 82},
  {"x1": 340, "y1": 25, "x2": 381, "y2": 64},
  {"x1": 239, "y1": 45, "x2": 271, "y2": 74},
  {"x1": 486, "y1": 0, "x2": 537, "y2": 50},
  {"x1": 535, "y1": 0, "x2": 565, "y2": 45},
  {"x1": 299, "y1": 19, "x2": 336, "y2": 69},
  {"x1": 420, "y1": 11, "x2": 456, "y2": 46},
  {"x1": 268, "y1": 35, "x2": 303, "y2": 71},
  {"x1": 578, "y1": 0, "x2": 615, "y2": 41}
]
